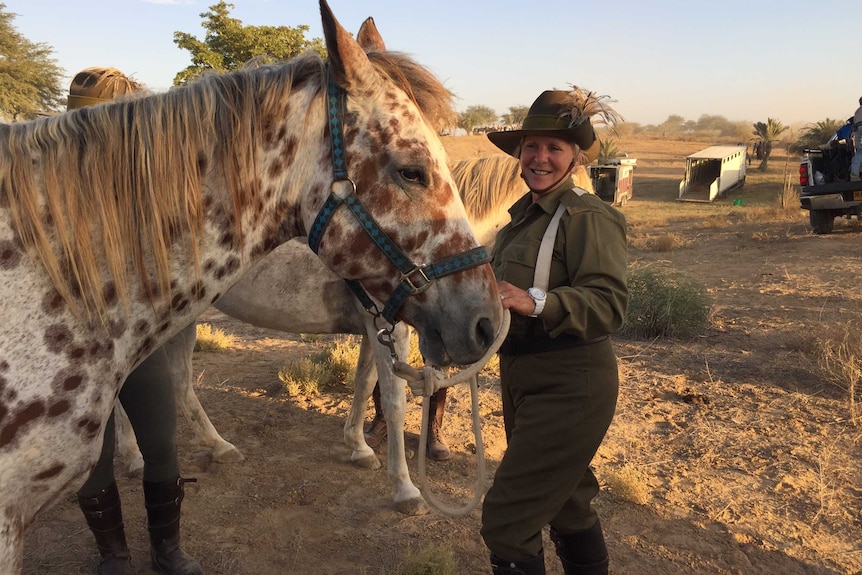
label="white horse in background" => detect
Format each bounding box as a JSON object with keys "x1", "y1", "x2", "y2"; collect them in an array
[{"x1": 117, "y1": 156, "x2": 595, "y2": 515}]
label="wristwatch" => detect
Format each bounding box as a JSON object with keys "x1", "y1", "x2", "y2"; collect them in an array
[{"x1": 527, "y1": 287, "x2": 546, "y2": 317}]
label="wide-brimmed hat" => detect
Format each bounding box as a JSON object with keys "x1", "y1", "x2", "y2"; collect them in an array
[
  {"x1": 67, "y1": 67, "x2": 143, "y2": 110},
  {"x1": 487, "y1": 87, "x2": 621, "y2": 163}
]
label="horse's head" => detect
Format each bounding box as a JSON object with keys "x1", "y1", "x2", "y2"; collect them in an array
[{"x1": 308, "y1": 1, "x2": 503, "y2": 367}]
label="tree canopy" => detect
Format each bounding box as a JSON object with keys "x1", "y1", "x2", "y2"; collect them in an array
[
  {"x1": 787, "y1": 118, "x2": 844, "y2": 155},
  {"x1": 0, "y1": 3, "x2": 65, "y2": 120},
  {"x1": 752, "y1": 118, "x2": 788, "y2": 170},
  {"x1": 457, "y1": 105, "x2": 497, "y2": 133},
  {"x1": 172, "y1": 1, "x2": 326, "y2": 86}
]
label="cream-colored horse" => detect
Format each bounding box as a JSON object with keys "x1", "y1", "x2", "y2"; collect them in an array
[{"x1": 117, "y1": 157, "x2": 594, "y2": 515}]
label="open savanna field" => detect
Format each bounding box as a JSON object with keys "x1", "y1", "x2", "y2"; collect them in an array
[{"x1": 22, "y1": 135, "x2": 862, "y2": 574}]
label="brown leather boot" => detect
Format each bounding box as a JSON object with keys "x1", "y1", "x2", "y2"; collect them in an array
[
  {"x1": 144, "y1": 477, "x2": 203, "y2": 575},
  {"x1": 427, "y1": 387, "x2": 450, "y2": 461},
  {"x1": 364, "y1": 382, "x2": 388, "y2": 448},
  {"x1": 77, "y1": 482, "x2": 134, "y2": 575}
]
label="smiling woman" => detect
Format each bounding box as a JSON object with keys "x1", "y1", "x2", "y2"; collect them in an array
[{"x1": 482, "y1": 86, "x2": 627, "y2": 575}]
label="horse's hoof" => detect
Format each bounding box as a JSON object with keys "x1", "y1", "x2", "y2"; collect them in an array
[
  {"x1": 212, "y1": 445, "x2": 245, "y2": 464},
  {"x1": 352, "y1": 454, "x2": 382, "y2": 470},
  {"x1": 395, "y1": 497, "x2": 429, "y2": 516}
]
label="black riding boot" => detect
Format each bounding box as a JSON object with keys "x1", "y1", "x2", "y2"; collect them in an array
[
  {"x1": 427, "y1": 387, "x2": 450, "y2": 461},
  {"x1": 77, "y1": 482, "x2": 134, "y2": 575},
  {"x1": 490, "y1": 550, "x2": 546, "y2": 575},
  {"x1": 143, "y1": 477, "x2": 204, "y2": 575},
  {"x1": 550, "y1": 520, "x2": 609, "y2": 575},
  {"x1": 364, "y1": 382, "x2": 388, "y2": 448}
]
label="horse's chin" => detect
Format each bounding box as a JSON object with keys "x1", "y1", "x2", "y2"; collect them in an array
[{"x1": 416, "y1": 330, "x2": 451, "y2": 368}]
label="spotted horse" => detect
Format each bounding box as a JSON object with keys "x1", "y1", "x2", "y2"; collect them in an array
[{"x1": 0, "y1": 1, "x2": 504, "y2": 570}]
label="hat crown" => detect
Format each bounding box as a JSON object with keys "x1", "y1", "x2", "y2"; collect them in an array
[{"x1": 521, "y1": 90, "x2": 587, "y2": 132}]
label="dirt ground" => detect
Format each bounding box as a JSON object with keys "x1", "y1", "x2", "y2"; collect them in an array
[{"x1": 21, "y1": 136, "x2": 862, "y2": 574}]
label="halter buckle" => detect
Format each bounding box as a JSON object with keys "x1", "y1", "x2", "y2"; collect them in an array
[{"x1": 401, "y1": 265, "x2": 432, "y2": 294}]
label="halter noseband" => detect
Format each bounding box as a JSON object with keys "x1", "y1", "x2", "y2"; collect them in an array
[{"x1": 308, "y1": 67, "x2": 491, "y2": 326}]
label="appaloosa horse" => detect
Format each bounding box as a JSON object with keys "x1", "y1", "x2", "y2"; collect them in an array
[
  {"x1": 116, "y1": 156, "x2": 595, "y2": 515},
  {"x1": 0, "y1": 1, "x2": 504, "y2": 570}
]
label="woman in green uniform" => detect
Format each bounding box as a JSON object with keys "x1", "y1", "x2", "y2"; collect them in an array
[{"x1": 480, "y1": 87, "x2": 628, "y2": 575}]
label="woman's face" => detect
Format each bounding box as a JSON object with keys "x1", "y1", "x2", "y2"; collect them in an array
[{"x1": 518, "y1": 135, "x2": 577, "y2": 192}]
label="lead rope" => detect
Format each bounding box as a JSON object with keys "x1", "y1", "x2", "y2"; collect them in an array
[{"x1": 392, "y1": 309, "x2": 511, "y2": 516}]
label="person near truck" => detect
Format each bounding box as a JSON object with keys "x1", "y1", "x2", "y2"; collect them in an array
[{"x1": 851, "y1": 96, "x2": 862, "y2": 181}]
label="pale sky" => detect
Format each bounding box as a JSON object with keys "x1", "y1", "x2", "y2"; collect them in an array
[{"x1": 5, "y1": 0, "x2": 857, "y2": 127}]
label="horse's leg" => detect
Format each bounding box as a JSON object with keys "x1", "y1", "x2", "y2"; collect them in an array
[
  {"x1": 343, "y1": 334, "x2": 380, "y2": 469},
  {"x1": 169, "y1": 324, "x2": 244, "y2": 463},
  {"x1": 114, "y1": 400, "x2": 144, "y2": 478},
  {"x1": 378, "y1": 323, "x2": 426, "y2": 516}
]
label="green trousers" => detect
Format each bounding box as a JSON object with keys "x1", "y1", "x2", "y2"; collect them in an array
[
  {"x1": 481, "y1": 337, "x2": 619, "y2": 561},
  {"x1": 77, "y1": 324, "x2": 195, "y2": 496}
]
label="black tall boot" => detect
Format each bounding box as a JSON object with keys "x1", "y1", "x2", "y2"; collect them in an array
[
  {"x1": 550, "y1": 520, "x2": 609, "y2": 575},
  {"x1": 427, "y1": 387, "x2": 450, "y2": 461},
  {"x1": 143, "y1": 477, "x2": 204, "y2": 575},
  {"x1": 490, "y1": 550, "x2": 546, "y2": 575},
  {"x1": 364, "y1": 382, "x2": 388, "y2": 448},
  {"x1": 77, "y1": 482, "x2": 134, "y2": 575}
]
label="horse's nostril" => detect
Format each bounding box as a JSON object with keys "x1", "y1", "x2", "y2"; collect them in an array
[{"x1": 476, "y1": 316, "x2": 495, "y2": 350}]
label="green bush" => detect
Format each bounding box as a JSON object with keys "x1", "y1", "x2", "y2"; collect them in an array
[{"x1": 620, "y1": 265, "x2": 711, "y2": 339}]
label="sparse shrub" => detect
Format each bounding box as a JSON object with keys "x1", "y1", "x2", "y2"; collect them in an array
[
  {"x1": 651, "y1": 232, "x2": 689, "y2": 252},
  {"x1": 620, "y1": 265, "x2": 711, "y2": 339},
  {"x1": 814, "y1": 322, "x2": 862, "y2": 423},
  {"x1": 194, "y1": 323, "x2": 236, "y2": 351},
  {"x1": 384, "y1": 544, "x2": 458, "y2": 575},
  {"x1": 310, "y1": 336, "x2": 362, "y2": 388},
  {"x1": 277, "y1": 358, "x2": 326, "y2": 396},
  {"x1": 604, "y1": 464, "x2": 650, "y2": 505}
]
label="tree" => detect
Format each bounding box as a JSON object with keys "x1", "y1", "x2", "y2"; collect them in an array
[
  {"x1": 457, "y1": 105, "x2": 497, "y2": 133},
  {"x1": 752, "y1": 118, "x2": 788, "y2": 171},
  {"x1": 501, "y1": 105, "x2": 528, "y2": 128},
  {"x1": 0, "y1": 3, "x2": 65, "y2": 120},
  {"x1": 787, "y1": 118, "x2": 843, "y2": 155},
  {"x1": 172, "y1": 1, "x2": 326, "y2": 86}
]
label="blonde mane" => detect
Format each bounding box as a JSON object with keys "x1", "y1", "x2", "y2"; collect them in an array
[
  {"x1": 0, "y1": 53, "x2": 326, "y2": 323},
  {"x1": 451, "y1": 155, "x2": 594, "y2": 221}
]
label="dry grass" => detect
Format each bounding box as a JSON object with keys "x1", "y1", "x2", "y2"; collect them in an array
[
  {"x1": 194, "y1": 322, "x2": 236, "y2": 351},
  {"x1": 815, "y1": 322, "x2": 862, "y2": 424}
]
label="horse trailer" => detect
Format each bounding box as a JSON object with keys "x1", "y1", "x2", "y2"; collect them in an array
[
  {"x1": 678, "y1": 145, "x2": 746, "y2": 202},
  {"x1": 589, "y1": 158, "x2": 636, "y2": 206}
]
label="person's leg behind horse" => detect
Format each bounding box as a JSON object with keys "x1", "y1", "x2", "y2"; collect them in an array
[
  {"x1": 77, "y1": 413, "x2": 134, "y2": 575},
  {"x1": 121, "y1": 326, "x2": 203, "y2": 575}
]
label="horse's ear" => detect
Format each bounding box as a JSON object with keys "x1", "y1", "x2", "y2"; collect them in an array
[
  {"x1": 357, "y1": 17, "x2": 386, "y2": 53},
  {"x1": 320, "y1": 0, "x2": 377, "y2": 92}
]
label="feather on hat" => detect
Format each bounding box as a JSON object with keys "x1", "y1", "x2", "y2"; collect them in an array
[{"x1": 487, "y1": 86, "x2": 622, "y2": 163}]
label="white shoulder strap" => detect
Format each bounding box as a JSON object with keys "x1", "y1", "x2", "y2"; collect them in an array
[
  {"x1": 532, "y1": 187, "x2": 587, "y2": 290},
  {"x1": 533, "y1": 202, "x2": 566, "y2": 291}
]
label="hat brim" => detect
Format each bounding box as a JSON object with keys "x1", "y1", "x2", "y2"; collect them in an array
[{"x1": 487, "y1": 124, "x2": 600, "y2": 163}]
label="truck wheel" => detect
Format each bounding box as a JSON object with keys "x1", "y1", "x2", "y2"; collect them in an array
[{"x1": 809, "y1": 210, "x2": 834, "y2": 234}]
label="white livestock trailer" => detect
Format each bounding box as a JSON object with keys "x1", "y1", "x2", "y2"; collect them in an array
[{"x1": 678, "y1": 145, "x2": 746, "y2": 202}]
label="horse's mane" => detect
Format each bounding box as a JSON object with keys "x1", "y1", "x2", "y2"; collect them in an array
[
  {"x1": 366, "y1": 50, "x2": 456, "y2": 132},
  {"x1": 0, "y1": 48, "x2": 453, "y2": 324},
  {"x1": 451, "y1": 155, "x2": 595, "y2": 221},
  {"x1": 0, "y1": 52, "x2": 325, "y2": 322}
]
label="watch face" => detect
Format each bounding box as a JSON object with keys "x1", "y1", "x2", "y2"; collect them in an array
[{"x1": 528, "y1": 287, "x2": 546, "y2": 300}]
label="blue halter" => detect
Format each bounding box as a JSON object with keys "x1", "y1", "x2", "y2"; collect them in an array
[{"x1": 308, "y1": 67, "x2": 491, "y2": 325}]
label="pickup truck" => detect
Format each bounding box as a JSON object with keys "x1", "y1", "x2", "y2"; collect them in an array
[{"x1": 798, "y1": 139, "x2": 862, "y2": 234}]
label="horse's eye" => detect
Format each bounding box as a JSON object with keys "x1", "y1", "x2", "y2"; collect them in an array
[{"x1": 399, "y1": 168, "x2": 426, "y2": 185}]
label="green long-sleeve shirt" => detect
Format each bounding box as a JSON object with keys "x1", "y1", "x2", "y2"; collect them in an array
[{"x1": 491, "y1": 178, "x2": 628, "y2": 342}]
